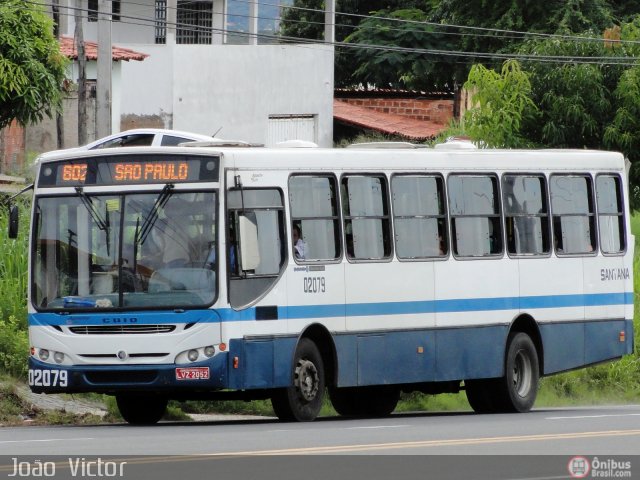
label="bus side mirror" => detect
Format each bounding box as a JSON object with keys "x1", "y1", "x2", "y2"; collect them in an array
[
  {"x1": 8, "y1": 204, "x2": 19, "y2": 239},
  {"x1": 238, "y1": 214, "x2": 260, "y2": 271}
]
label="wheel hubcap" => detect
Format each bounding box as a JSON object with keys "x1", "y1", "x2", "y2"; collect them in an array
[
  {"x1": 295, "y1": 359, "x2": 319, "y2": 402},
  {"x1": 512, "y1": 349, "x2": 532, "y2": 397}
]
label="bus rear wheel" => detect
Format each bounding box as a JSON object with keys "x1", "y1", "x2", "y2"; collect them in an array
[
  {"x1": 466, "y1": 332, "x2": 539, "y2": 413},
  {"x1": 496, "y1": 332, "x2": 539, "y2": 412},
  {"x1": 271, "y1": 338, "x2": 325, "y2": 422},
  {"x1": 329, "y1": 386, "x2": 399, "y2": 417},
  {"x1": 116, "y1": 394, "x2": 168, "y2": 425}
]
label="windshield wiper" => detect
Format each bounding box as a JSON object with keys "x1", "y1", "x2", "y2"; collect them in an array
[
  {"x1": 75, "y1": 187, "x2": 109, "y2": 231},
  {"x1": 136, "y1": 183, "x2": 174, "y2": 246}
]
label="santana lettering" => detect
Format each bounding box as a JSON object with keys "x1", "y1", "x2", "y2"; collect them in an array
[{"x1": 600, "y1": 268, "x2": 630, "y2": 281}]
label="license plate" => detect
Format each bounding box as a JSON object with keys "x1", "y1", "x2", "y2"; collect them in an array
[{"x1": 175, "y1": 367, "x2": 210, "y2": 380}]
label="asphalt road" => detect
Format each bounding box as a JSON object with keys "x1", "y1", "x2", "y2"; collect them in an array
[{"x1": 1, "y1": 405, "x2": 639, "y2": 479}]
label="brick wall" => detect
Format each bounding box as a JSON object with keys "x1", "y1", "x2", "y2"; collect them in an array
[
  {"x1": 340, "y1": 98, "x2": 454, "y2": 124},
  {"x1": 0, "y1": 120, "x2": 25, "y2": 174}
]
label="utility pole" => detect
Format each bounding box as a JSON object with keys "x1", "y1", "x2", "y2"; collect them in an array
[
  {"x1": 96, "y1": 0, "x2": 112, "y2": 138},
  {"x1": 324, "y1": 0, "x2": 335, "y2": 45},
  {"x1": 53, "y1": 0, "x2": 64, "y2": 149},
  {"x1": 249, "y1": 1, "x2": 258, "y2": 45},
  {"x1": 75, "y1": 0, "x2": 87, "y2": 146}
]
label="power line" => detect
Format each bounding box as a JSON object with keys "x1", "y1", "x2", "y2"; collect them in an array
[
  {"x1": 52, "y1": 0, "x2": 640, "y2": 47},
  {"x1": 22, "y1": 0, "x2": 640, "y2": 67}
]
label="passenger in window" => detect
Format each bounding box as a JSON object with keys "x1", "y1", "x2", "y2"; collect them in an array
[{"x1": 292, "y1": 225, "x2": 308, "y2": 260}]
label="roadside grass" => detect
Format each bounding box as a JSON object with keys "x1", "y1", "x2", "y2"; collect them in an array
[{"x1": 0, "y1": 378, "x2": 102, "y2": 426}]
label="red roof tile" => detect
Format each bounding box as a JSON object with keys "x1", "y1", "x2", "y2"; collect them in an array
[
  {"x1": 60, "y1": 36, "x2": 148, "y2": 62},
  {"x1": 334, "y1": 99, "x2": 447, "y2": 140}
]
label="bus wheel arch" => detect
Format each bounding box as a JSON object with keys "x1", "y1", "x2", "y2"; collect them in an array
[
  {"x1": 509, "y1": 314, "x2": 544, "y2": 376},
  {"x1": 271, "y1": 324, "x2": 336, "y2": 422},
  {"x1": 298, "y1": 323, "x2": 338, "y2": 387},
  {"x1": 466, "y1": 315, "x2": 542, "y2": 414}
]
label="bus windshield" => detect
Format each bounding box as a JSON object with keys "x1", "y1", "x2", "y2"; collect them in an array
[{"x1": 32, "y1": 190, "x2": 217, "y2": 310}]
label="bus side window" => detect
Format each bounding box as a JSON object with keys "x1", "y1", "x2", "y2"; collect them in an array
[
  {"x1": 341, "y1": 174, "x2": 392, "y2": 261},
  {"x1": 448, "y1": 174, "x2": 503, "y2": 257},
  {"x1": 289, "y1": 175, "x2": 341, "y2": 262},
  {"x1": 502, "y1": 174, "x2": 550, "y2": 256},
  {"x1": 596, "y1": 174, "x2": 625, "y2": 254},
  {"x1": 391, "y1": 174, "x2": 448, "y2": 259},
  {"x1": 550, "y1": 175, "x2": 596, "y2": 255}
]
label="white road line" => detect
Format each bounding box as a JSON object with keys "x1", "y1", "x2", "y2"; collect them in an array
[
  {"x1": 345, "y1": 425, "x2": 410, "y2": 430},
  {"x1": 0, "y1": 437, "x2": 94, "y2": 445},
  {"x1": 546, "y1": 413, "x2": 640, "y2": 420}
]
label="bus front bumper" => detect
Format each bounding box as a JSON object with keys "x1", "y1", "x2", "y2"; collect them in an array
[{"x1": 27, "y1": 353, "x2": 230, "y2": 394}]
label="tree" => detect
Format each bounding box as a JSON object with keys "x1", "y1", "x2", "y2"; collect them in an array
[
  {"x1": 463, "y1": 60, "x2": 537, "y2": 148},
  {"x1": 344, "y1": 9, "x2": 460, "y2": 90},
  {"x1": 279, "y1": 1, "x2": 439, "y2": 86},
  {"x1": 518, "y1": 37, "x2": 620, "y2": 149},
  {"x1": 0, "y1": 0, "x2": 67, "y2": 129}
]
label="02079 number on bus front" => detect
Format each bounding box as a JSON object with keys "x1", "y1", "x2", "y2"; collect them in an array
[
  {"x1": 28, "y1": 369, "x2": 68, "y2": 387},
  {"x1": 304, "y1": 277, "x2": 326, "y2": 293}
]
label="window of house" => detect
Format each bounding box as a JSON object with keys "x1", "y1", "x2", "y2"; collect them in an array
[
  {"x1": 448, "y1": 174, "x2": 502, "y2": 257},
  {"x1": 550, "y1": 175, "x2": 596, "y2": 255},
  {"x1": 391, "y1": 175, "x2": 447, "y2": 259},
  {"x1": 341, "y1": 175, "x2": 392, "y2": 261},
  {"x1": 289, "y1": 175, "x2": 341, "y2": 262},
  {"x1": 177, "y1": 0, "x2": 212, "y2": 44},
  {"x1": 596, "y1": 174, "x2": 625, "y2": 254},
  {"x1": 502, "y1": 174, "x2": 551, "y2": 256},
  {"x1": 88, "y1": 0, "x2": 120, "y2": 22},
  {"x1": 155, "y1": 0, "x2": 167, "y2": 44}
]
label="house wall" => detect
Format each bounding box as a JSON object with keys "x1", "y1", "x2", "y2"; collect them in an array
[
  {"x1": 0, "y1": 121, "x2": 25, "y2": 174},
  {"x1": 119, "y1": 43, "x2": 334, "y2": 146},
  {"x1": 339, "y1": 98, "x2": 454, "y2": 125},
  {"x1": 24, "y1": 94, "x2": 98, "y2": 156}
]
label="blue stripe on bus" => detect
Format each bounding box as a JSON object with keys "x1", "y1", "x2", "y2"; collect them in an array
[{"x1": 29, "y1": 291, "x2": 633, "y2": 326}]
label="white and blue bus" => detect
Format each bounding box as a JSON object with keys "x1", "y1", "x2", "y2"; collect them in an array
[{"x1": 16, "y1": 140, "x2": 634, "y2": 424}]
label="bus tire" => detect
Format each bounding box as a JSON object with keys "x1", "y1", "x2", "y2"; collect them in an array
[
  {"x1": 465, "y1": 379, "x2": 498, "y2": 414},
  {"x1": 363, "y1": 386, "x2": 400, "y2": 416},
  {"x1": 329, "y1": 386, "x2": 399, "y2": 417},
  {"x1": 328, "y1": 387, "x2": 360, "y2": 416},
  {"x1": 495, "y1": 332, "x2": 539, "y2": 413},
  {"x1": 116, "y1": 394, "x2": 168, "y2": 425},
  {"x1": 271, "y1": 338, "x2": 325, "y2": 422}
]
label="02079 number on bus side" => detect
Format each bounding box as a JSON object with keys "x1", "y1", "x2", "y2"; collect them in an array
[{"x1": 304, "y1": 277, "x2": 326, "y2": 293}]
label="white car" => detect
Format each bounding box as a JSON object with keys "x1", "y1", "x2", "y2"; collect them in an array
[{"x1": 34, "y1": 128, "x2": 219, "y2": 166}]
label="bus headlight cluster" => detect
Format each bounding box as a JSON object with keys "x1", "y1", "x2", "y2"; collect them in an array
[
  {"x1": 175, "y1": 344, "x2": 220, "y2": 365},
  {"x1": 32, "y1": 347, "x2": 67, "y2": 365}
]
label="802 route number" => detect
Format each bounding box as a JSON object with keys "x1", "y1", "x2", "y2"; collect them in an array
[{"x1": 28, "y1": 369, "x2": 68, "y2": 387}]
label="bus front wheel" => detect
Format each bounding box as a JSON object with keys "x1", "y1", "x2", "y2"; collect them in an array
[
  {"x1": 271, "y1": 338, "x2": 325, "y2": 422},
  {"x1": 116, "y1": 394, "x2": 168, "y2": 425}
]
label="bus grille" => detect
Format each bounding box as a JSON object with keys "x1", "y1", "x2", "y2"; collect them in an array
[
  {"x1": 69, "y1": 325, "x2": 176, "y2": 335},
  {"x1": 84, "y1": 370, "x2": 158, "y2": 385}
]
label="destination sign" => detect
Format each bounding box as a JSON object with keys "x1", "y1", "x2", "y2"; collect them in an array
[{"x1": 38, "y1": 154, "x2": 219, "y2": 187}]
